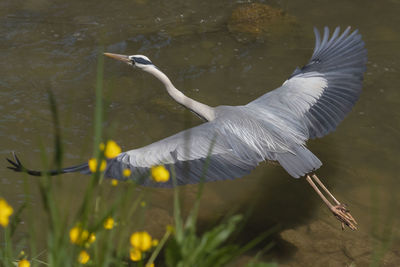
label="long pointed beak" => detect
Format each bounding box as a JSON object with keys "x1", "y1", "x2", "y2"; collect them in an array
[{"x1": 104, "y1": 53, "x2": 131, "y2": 64}]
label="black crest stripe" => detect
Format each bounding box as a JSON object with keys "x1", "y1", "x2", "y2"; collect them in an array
[{"x1": 133, "y1": 57, "x2": 152, "y2": 65}]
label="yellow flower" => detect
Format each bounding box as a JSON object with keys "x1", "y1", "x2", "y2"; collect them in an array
[
  {"x1": 140, "y1": 201, "x2": 146, "y2": 207},
  {"x1": 69, "y1": 226, "x2": 80, "y2": 244},
  {"x1": 81, "y1": 230, "x2": 89, "y2": 241},
  {"x1": 151, "y1": 165, "x2": 170, "y2": 183},
  {"x1": 88, "y1": 158, "x2": 106, "y2": 173},
  {"x1": 111, "y1": 179, "x2": 118, "y2": 186},
  {"x1": 103, "y1": 217, "x2": 115, "y2": 230},
  {"x1": 18, "y1": 259, "x2": 30, "y2": 267},
  {"x1": 123, "y1": 168, "x2": 131, "y2": 177},
  {"x1": 69, "y1": 226, "x2": 95, "y2": 245},
  {"x1": 152, "y1": 239, "x2": 159, "y2": 247},
  {"x1": 129, "y1": 247, "x2": 142, "y2": 262},
  {"x1": 146, "y1": 263, "x2": 155, "y2": 267},
  {"x1": 78, "y1": 250, "x2": 90, "y2": 264},
  {"x1": 100, "y1": 140, "x2": 121, "y2": 159},
  {"x1": 0, "y1": 198, "x2": 13, "y2": 227},
  {"x1": 88, "y1": 233, "x2": 96, "y2": 243},
  {"x1": 70, "y1": 226, "x2": 86, "y2": 244},
  {"x1": 166, "y1": 225, "x2": 174, "y2": 233},
  {"x1": 130, "y1": 231, "x2": 152, "y2": 252}
]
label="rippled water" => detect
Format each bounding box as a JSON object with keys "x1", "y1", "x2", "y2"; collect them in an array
[{"x1": 1, "y1": 0, "x2": 400, "y2": 265}]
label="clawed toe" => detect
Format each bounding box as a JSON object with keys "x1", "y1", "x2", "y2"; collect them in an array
[
  {"x1": 330, "y1": 204, "x2": 358, "y2": 230},
  {"x1": 306, "y1": 174, "x2": 358, "y2": 231},
  {"x1": 6, "y1": 152, "x2": 24, "y2": 173}
]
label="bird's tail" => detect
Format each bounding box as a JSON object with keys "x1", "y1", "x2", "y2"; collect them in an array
[
  {"x1": 6, "y1": 152, "x2": 90, "y2": 176},
  {"x1": 275, "y1": 146, "x2": 322, "y2": 178}
]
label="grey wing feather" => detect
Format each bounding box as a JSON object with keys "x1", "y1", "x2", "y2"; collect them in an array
[
  {"x1": 249, "y1": 26, "x2": 367, "y2": 139},
  {"x1": 104, "y1": 118, "x2": 261, "y2": 187},
  {"x1": 105, "y1": 104, "x2": 324, "y2": 182}
]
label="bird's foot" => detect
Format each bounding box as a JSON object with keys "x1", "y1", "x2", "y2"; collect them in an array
[
  {"x1": 330, "y1": 203, "x2": 358, "y2": 231},
  {"x1": 306, "y1": 174, "x2": 358, "y2": 231},
  {"x1": 6, "y1": 152, "x2": 41, "y2": 176},
  {"x1": 6, "y1": 152, "x2": 25, "y2": 173}
]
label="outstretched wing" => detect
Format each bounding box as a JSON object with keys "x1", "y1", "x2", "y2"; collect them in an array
[
  {"x1": 105, "y1": 118, "x2": 262, "y2": 187},
  {"x1": 6, "y1": 119, "x2": 261, "y2": 186},
  {"x1": 248, "y1": 26, "x2": 367, "y2": 139}
]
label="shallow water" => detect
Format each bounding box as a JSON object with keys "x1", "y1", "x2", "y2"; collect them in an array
[{"x1": 1, "y1": 0, "x2": 400, "y2": 265}]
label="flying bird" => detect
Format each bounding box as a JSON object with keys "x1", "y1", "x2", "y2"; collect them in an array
[{"x1": 7, "y1": 26, "x2": 366, "y2": 230}]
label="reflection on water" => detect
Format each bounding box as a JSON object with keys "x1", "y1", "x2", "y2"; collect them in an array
[{"x1": 1, "y1": 0, "x2": 400, "y2": 265}]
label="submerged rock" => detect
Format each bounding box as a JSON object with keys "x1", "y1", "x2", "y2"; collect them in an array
[{"x1": 228, "y1": 3, "x2": 296, "y2": 42}]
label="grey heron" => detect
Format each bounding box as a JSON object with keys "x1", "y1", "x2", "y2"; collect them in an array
[{"x1": 7, "y1": 26, "x2": 366, "y2": 230}]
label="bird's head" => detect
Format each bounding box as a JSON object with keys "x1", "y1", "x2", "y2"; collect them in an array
[{"x1": 104, "y1": 53, "x2": 154, "y2": 70}]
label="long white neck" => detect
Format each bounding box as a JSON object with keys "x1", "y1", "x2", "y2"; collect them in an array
[{"x1": 143, "y1": 66, "x2": 216, "y2": 121}]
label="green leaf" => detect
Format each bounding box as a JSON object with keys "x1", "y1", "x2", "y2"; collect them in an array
[
  {"x1": 165, "y1": 237, "x2": 183, "y2": 267},
  {"x1": 9, "y1": 202, "x2": 26, "y2": 237}
]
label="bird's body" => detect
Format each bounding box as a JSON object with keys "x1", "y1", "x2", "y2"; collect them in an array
[
  {"x1": 8, "y1": 26, "x2": 366, "y2": 229},
  {"x1": 110, "y1": 103, "x2": 320, "y2": 186}
]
